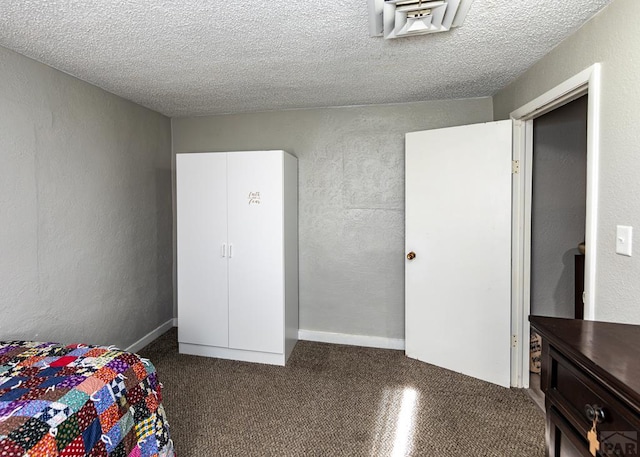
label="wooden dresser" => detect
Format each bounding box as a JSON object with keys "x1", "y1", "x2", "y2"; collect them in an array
[{"x1": 530, "y1": 316, "x2": 640, "y2": 457}]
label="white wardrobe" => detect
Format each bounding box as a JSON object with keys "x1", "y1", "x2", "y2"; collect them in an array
[{"x1": 176, "y1": 150, "x2": 298, "y2": 366}]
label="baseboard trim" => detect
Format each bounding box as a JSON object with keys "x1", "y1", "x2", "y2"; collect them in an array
[
  {"x1": 169, "y1": 323, "x2": 404, "y2": 351},
  {"x1": 126, "y1": 319, "x2": 174, "y2": 353},
  {"x1": 298, "y1": 329, "x2": 405, "y2": 350}
]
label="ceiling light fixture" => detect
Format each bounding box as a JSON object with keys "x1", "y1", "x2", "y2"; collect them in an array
[{"x1": 368, "y1": 0, "x2": 474, "y2": 39}]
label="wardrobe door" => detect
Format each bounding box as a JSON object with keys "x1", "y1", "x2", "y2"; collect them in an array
[
  {"x1": 176, "y1": 153, "x2": 229, "y2": 348},
  {"x1": 227, "y1": 151, "x2": 284, "y2": 354}
]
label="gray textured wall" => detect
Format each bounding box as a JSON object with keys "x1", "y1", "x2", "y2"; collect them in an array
[
  {"x1": 172, "y1": 99, "x2": 493, "y2": 339},
  {"x1": 493, "y1": 0, "x2": 640, "y2": 325},
  {"x1": 0, "y1": 45, "x2": 173, "y2": 348},
  {"x1": 531, "y1": 97, "x2": 587, "y2": 318}
]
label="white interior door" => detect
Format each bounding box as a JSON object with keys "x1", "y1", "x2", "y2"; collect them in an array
[
  {"x1": 405, "y1": 121, "x2": 512, "y2": 388},
  {"x1": 176, "y1": 153, "x2": 229, "y2": 348},
  {"x1": 227, "y1": 151, "x2": 284, "y2": 354}
]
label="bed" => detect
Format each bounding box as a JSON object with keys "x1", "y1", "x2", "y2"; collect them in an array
[{"x1": 0, "y1": 340, "x2": 174, "y2": 457}]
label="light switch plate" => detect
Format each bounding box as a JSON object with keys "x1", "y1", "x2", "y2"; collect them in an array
[{"x1": 616, "y1": 225, "x2": 633, "y2": 256}]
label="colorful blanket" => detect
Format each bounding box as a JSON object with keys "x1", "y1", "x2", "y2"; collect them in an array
[{"x1": 0, "y1": 341, "x2": 174, "y2": 457}]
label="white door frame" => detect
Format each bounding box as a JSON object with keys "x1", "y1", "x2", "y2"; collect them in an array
[{"x1": 510, "y1": 64, "x2": 601, "y2": 388}]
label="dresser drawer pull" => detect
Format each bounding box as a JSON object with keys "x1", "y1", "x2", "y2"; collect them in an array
[{"x1": 585, "y1": 404, "x2": 605, "y2": 423}]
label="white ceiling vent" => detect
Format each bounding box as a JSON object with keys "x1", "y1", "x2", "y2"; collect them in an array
[{"x1": 368, "y1": 0, "x2": 474, "y2": 39}]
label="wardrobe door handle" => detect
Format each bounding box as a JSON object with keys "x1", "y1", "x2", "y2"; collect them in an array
[
  {"x1": 229, "y1": 244, "x2": 233, "y2": 258},
  {"x1": 221, "y1": 243, "x2": 227, "y2": 258}
]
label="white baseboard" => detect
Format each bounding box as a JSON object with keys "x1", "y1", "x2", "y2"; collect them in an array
[
  {"x1": 298, "y1": 329, "x2": 405, "y2": 350},
  {"x1": 169, "y1": 322, "x2": 404, "y2": 351},
  {"x1": 126, "y1": 319, "x2": 175, "y2": 353}
]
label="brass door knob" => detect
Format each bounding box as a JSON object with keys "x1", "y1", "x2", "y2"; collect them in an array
[{"x1": 407, "y1": 251, "x2": 416, "y2": 260}]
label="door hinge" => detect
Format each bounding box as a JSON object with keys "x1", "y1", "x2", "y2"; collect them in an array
[
  {"x1": 512, "y1": 334, "x2": 518, "y2": 348},
  {"x1": 512, "y1": 160, "x2": 520, "y2": 174}
]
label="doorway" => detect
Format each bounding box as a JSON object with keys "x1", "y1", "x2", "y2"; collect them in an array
[
  {"x1": 530, "y1": 96, "x2": 587, "y2": 319},
  {"x1": 510, "y1": 64, "x2": 601, "y2": 389},
  {"x1": 528, "y1": 95, "x2": 588, "y2": 409},
  {"x1": 402, "y1": 66, "x2": 601, "y2": 390}
]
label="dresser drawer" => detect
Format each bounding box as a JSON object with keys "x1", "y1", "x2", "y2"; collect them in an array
[
  {"x1": 546, "y1": 346, "x2": 640, "y2": 456},
  {"x1": 531, "y1": 317, "x2": 640, "y2": 457}
]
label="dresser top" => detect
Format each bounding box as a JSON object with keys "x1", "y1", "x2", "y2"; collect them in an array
[{"x1": 530, "y1": 316, "x2": 640, "y2": 408}]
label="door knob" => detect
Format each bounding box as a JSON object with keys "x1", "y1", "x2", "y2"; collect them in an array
[{"x1": 407, "y1": 251, "x2": 416, "y2": 260}]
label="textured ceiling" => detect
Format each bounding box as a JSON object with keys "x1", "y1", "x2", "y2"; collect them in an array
[{"x1": 0, "y1": 0, "x2": 612, "y2": 117}]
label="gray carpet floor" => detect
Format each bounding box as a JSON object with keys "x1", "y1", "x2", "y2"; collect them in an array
[{"x1": 140, "y1": 329, "x2": 544, "y2": 456}]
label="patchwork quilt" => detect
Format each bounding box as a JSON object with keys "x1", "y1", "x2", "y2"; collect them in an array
[{"x1": 0, "y1": 341, "x2": 174, "y2": 457}]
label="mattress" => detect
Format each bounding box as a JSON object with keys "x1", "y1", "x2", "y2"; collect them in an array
[{"x1": 0, "y1": 340, "x2": 174, "y2": 456}]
